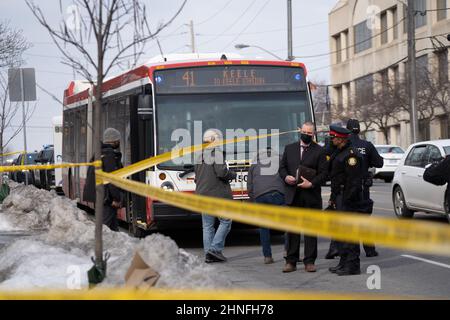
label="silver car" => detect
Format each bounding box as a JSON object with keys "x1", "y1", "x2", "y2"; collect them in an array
[
  {"x1": 373, "y1": 145, "x2": 405, "y2": 182},
  {"x1": 391, "y1": 139, "x2": 450, "y2": 223}
]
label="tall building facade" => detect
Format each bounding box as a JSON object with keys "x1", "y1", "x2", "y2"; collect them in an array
[{"x1": 329, "y1": 0, "x2": 450, "y2": 149}]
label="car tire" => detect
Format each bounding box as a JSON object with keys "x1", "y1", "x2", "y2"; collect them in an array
[{"x1": 393, "y1": 186, "x2": 414, "y2": 218}]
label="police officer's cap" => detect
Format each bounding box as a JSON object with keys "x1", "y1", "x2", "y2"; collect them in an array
[
  {"x1": 346, "y1": 119, "x2": 360, "y2": 133},
  {"x1": 329, "y1": 124, "x2": 351, "y2": 138}
]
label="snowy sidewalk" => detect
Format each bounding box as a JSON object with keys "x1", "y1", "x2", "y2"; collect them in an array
[{"x1": 0, "y1": 183, "x2": 231, "y2": 290}]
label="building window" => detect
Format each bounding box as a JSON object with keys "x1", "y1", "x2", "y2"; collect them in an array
[
  {"x1": 403, "y1": 0, "x2": 427, "y2": 32},
  {"x1": 355, "y1": 75, "x2": 374, "y2": 105},
  {"x1": 343, "y1": 30, "x2": 349, "y2": 59},
  {"x1": 415, "y1": 0, "x2": 427, "y2": 28},
  {"x1": 439, "y1": 115, "x2": 449, "y2": 139},
  {"x1": 354, "y1": 20, "x2": 372, "y2": 54},
  {"x1": 335, "y1": 86, "x2": 343, "y2": 108},
  {"x1": 392, "y1": 65, "x2": 400, "y2": 85},
  {"x1": 437, "y1": 51, "x2": 449, "y2": 84},
  {"x1": 437, "y1": 0, "x2": 447, "y2": 21},
  {"x1": 334, "y1": 34, "x2": 342, "y2": 63},
  {"x1": 381, "y1": 11, "x2": 388, "y2": 44},
  {"x1": 392, "y1": 7, "x2": 398, "y2": 39},
  {"x1": 416, "y1": 54, "x2": 429, "y2": 90},
  {"x1": 380, "y1": 69, "x2": 389, "y2": 95},
  {"x1": 419, "y1": 118, "x2": 430, "y2": 141}
]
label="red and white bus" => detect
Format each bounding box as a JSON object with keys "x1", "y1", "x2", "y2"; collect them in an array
[{"x1": 62, "y1": 53, "x2": 315, "y2": 236}]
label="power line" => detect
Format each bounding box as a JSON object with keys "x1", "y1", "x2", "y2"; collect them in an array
[
  {"x1": 197, "y1": 21, "x2": 327, "y2": 37},
  {"x1": 196, "y1": 0, "x2": 235, "y2": 26},
  {"x1": 196, "y1": 0, "x2": 259, "y2": 48},
  {"x1": 221, "y1": 0, "x2": 272, "y2": 51}
]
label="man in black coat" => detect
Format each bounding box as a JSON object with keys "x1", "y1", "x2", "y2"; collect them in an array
[
  {"x1": 279, "y1": 122, "x2": 329, "y2": 273},
  {"x1": 83, "y1": 127, "x2": 124, "y2": 231}
]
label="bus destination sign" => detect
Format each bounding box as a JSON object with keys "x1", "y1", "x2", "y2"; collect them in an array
[{"x1": 154, "y1": 65, "x2": 306, "y2": 94}]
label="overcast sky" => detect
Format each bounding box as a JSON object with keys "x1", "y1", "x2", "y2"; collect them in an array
[{"x1": 0, "y1": 0, "x2": 337, "y2": 152}]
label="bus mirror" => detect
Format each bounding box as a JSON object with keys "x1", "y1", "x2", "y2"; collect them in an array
[{"x1": 138, "y1": 95, "x2": 152, "y2": 120}]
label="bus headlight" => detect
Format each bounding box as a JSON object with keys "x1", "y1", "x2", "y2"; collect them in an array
[{"x1": 161, "y1": 181, "x2": 175, "y2": 191}]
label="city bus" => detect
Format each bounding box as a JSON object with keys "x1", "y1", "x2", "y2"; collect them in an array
[{"x1": 62, "y1": 53, "x2": 315, "y2": 236}]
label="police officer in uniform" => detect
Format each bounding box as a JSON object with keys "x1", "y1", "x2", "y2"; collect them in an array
[
  {"x1": 326, "y1": 124, "x2": 364, "y2": 276},
  {"x1": 347, "y1": 119, "x2": 383, "y2": 257}
]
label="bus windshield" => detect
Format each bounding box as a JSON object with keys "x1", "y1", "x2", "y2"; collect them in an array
[{"x1": 156, "y1": 91, "x2": 312, "y2": 169}]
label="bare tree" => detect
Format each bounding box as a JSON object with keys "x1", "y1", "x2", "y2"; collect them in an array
[
  {"x1": 0, "y1": 21, "x2": 29, "y2": 68},
  {"x1": 310, "y1": 81, "x2": 331, "y2": 128},
  {"x1": 25, "y1": 0, "x2": 186, "y2": 282},
  {"x1": 0, "y1": 73, "x2": 36, "y2": 163},
  {"x1": 0, "y1": 21, "x2": 32, "y2": 181}
]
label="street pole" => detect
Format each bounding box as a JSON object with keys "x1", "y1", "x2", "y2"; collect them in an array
[
  {"x1": 189, "y1": 20, "x2": 196, "y2": 53},
  {"x1": 20, "y1": 68, "x2": 28, "y2": 185},
  {"x1": 407, "y1": 0, "x2": 419, "y2": 144},
  {"x1": 287, "y1": 0, "x2": 293, "y2": 61}
]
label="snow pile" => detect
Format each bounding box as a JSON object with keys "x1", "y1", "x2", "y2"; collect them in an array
[{"x1": 0, "y1": 183, "x2": 229, "y2": 289}]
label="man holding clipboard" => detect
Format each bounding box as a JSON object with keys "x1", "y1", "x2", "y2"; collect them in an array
[{"x1": 279, "y1": 122, "x2": 329, "y2": 273}]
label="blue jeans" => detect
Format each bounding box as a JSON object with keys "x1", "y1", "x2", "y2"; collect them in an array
[
  {"x1": 255, "y1": 191, "x2": 285, "y2": 258},
  {"x1": 202, "y1": 214, "x2": 232, "y2": 254}
]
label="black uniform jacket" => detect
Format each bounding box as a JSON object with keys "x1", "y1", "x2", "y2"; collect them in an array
[
  {"x1": 329, "y1": 142, "x2": 363, "y2": 207},
  {"x1": 349, "y1": 134, "x2": 384, "y2": 176},
  {"x1": 279, "y1": 141, "x2": 329, "y2": 207}
]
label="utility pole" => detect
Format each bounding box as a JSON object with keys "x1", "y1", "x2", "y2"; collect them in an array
[
  {"x1": 20, "y1": 69, "x2": 28, "y2": 185},
  {"x1": 189, "y1": 20, "x2": 196, "y2": 53},
  {"x1": 407, "y1": 0, "x2": 419, "y2": 144},
  {"x1": 287, "y1": 0, "x2": 293, "y2": 61}
]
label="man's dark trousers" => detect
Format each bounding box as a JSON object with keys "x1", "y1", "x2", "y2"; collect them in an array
[
  {"x1": 335, "y1": 194, "x2": 360, "y2": 268},
  {"x1": 103, "y1": 205, "x2": 119, "y2": 231},
  {"x1": 285, "y1": 190, "x2": 317, "y2": 265}
]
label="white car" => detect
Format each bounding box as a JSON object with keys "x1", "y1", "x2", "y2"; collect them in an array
[
  {"x1": 373, "y1": 145, "x2": 405, "y2": 182},
  {"x1": 391, "y1": 139, "x2": 450, "y2": 223}
]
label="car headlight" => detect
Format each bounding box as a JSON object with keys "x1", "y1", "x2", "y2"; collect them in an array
[{"x1": 161, "y1": 181, "x2": 175, "y2": 191}]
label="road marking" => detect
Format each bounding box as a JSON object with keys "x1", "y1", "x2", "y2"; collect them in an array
[{"x1": 401, "y1": 255, "x2": 450, "y2": 269}]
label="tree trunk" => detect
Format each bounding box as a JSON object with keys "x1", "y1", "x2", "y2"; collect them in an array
[
  {"x1": 383, "y1": 128, "x2": 390, "y2": 145},
  {"x1": 94, "y1": 31, "x2": 105, "y2": 266}
]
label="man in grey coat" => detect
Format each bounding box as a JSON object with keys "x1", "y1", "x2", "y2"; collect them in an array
[{"x1": 195, "y1": 129, "x2": 236, "y2": 263}]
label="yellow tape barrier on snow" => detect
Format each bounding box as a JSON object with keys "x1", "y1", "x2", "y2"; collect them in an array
[
  {"x1": 97, "y1": 170, "x2": 450, "y2": 257},
  {"x1": 0, "y1": 288, "x2": 414, "y2": 300},
  {"x1": 0, "y1": 160, "x2": 102, "y2": 172}
]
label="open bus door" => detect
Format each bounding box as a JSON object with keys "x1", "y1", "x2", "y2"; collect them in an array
[{"x1": 129, "y1": 91, "x2": 153, "y2": 237}]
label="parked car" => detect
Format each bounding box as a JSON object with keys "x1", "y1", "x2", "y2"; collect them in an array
[
  {"x1": 33, "y1": 145, "x2": 55, "y2": 190},
  {"x1": 392, "y1": 139, "x2": 450, "y2": 223},
  {"x1": 11, "y1": 152, "x2": 38, "y2": 184},
  {"x1": 372, "y1": 145, "x2": 405, "y2": 182}
]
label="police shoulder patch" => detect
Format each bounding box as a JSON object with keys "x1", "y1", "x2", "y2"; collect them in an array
[
  {"x1": 348, "y1": 156, "x2": 358, "y2": 166},
  {"x1": 326, "y1": 155, "x2": 331, "y2": 161}
]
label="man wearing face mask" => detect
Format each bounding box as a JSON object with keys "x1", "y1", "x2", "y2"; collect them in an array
[{"x1": 279, "y1": 122, "x2": 329, "y2": 273}]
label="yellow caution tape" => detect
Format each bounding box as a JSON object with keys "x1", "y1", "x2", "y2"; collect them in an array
[
  {"x1": 97, "y1": 170, "x2": 450, "y2": 257},
  {"x1": 0, "y1": 150, "x2": 25, "y2": 157},
  {"x1": 0, "y1": 160, "x2": 102, "y2": 173},
  {"x1": 0, "y1": 288, "x2": 418, "y2": 300},
  {"x1": 106, "y1": 130, "x2": 297, "y2": 182}
]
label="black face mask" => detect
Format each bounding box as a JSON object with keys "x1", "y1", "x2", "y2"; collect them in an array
[{"x1": 300, "y1": 133, "x2": 313, "y2": 144}]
